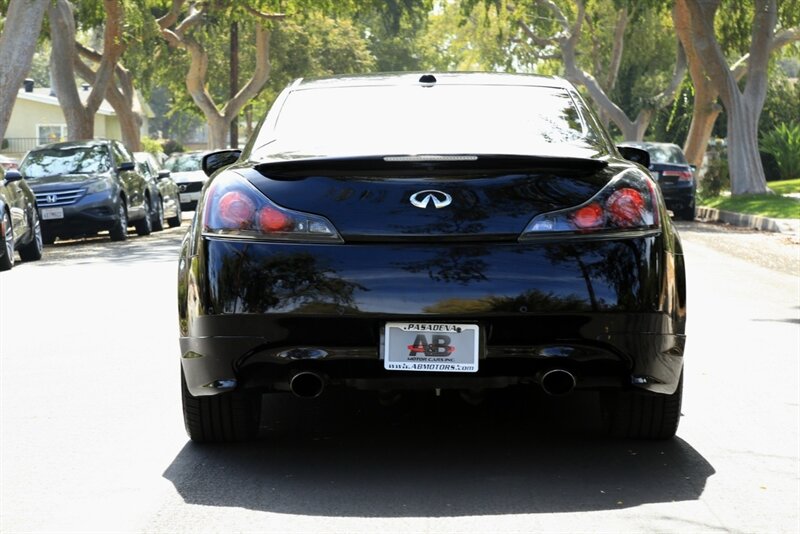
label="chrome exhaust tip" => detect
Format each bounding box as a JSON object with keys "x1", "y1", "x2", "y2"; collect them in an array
[
  {"x1": 539, "y1": 369, "x2": 576, "y2": 396},
  {"x1": 289, "y1": 371, "x2": 325, "y2": 398}
]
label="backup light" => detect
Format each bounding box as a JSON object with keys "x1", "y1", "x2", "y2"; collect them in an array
[{"x1": 203, "y1": 173, "x2": 343, "y2": 242}]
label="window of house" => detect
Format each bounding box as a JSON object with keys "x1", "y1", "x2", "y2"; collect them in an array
[{"x1": 37, "y1": 125, "x2": 67, "y2": 145}]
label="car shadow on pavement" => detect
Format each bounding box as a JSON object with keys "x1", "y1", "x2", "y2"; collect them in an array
[
  {"x1": 163, "y1": 389, "x2": 714, "y2": 517},
  {"x1": 31, "y1": 227, "x2": 187, "y2": 267}
]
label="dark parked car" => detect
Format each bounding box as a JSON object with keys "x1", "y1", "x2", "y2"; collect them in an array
[
  {"x1": 1, "y1": 167, "x2": 43, "y2": 271},
  {"x1": 164, "y1": 151, "x2": 208, "y2": 211},
  {"x1": 134, "y1": 151, "x2": 182, "y2": 229},
  {"x1": 19, "y1": 140, "x2": 155, "y2": 243},
  {"x1": 178, "y1": 73, "x2": 687, "y2": 442},
  {"x1": 618, "y1": 141, "x2": 696, "y2": 220}
]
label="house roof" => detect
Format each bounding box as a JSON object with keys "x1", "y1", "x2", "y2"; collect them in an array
[{"x1": 16, "y1": 87, "x2": 153, "y2": 118}]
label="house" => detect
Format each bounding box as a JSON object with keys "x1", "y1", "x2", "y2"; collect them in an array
[{"x1": 2, "y1": 79, "x2": 152, "y2": 157}]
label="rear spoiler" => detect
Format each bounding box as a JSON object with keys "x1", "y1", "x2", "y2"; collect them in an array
[{"x1": 253, "y1": 154, "x2": 608, "y2": 178}]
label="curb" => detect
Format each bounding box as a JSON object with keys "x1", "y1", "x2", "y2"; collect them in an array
[{"x1": 696, "y1": 206, "x2": 800, "y2": 235}]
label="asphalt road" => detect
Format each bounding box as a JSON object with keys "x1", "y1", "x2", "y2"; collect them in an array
[{"x1": 1, "y1": 219, "x2": 798, "y2": 533}]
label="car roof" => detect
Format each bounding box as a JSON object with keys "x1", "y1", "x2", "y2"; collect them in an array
[
  {"x1": 619, "y1": 141, "x2": 683, "y2": 151},
  {"x1": 32, "y1": 139, "x2": 113, "y2": 151},
  {"x1": 293, "y1": 72, "x2": 573, "y2": 91}
]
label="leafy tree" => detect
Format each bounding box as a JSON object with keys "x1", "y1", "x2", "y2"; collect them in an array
[{"x1": 675, "y1": 0, "x2": 799, "y2": 194}]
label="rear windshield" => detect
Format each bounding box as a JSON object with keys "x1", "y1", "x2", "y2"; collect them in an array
[
  {"x1": 253, "y1": 85, "x2": 608, "y2": 160},
  {"x1": 165, "y1": 153, "x2": 203, "y2": 172},
  {"x1": 646, "y1": 145, "x2": 687, "y2": 164},
  {"x1": 21, "y1": 146, "x2": 111, "y2": 178}
]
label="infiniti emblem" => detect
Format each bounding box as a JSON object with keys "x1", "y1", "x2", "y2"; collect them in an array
[{"x1": 409, "y1": 190, "x2": 452, "y2": 209}]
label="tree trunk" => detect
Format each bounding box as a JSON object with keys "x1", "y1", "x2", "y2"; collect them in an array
[
  {"x1": 48, "y1": 0, "x2": 125, "y2": 142},
  {"x1": 727, "y1": 94, "x2": 768, "y2": 194},
  {"x1": 682, "y1": 95, "x2": 721, "y2": 169},
  {"x1": 207, "y1": 116, "x2": 228, "y2": 152},
  {"x1": 0, "y1": 0, "x2": 50, "y2": 146}
]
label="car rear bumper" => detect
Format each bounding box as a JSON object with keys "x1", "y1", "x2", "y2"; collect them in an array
[
  {"x1": 38, "y1": 197, "x2": 119, "y2": 237},
  {"x1": 179, "y1": 234, "x2": 686, "y2": 397}
]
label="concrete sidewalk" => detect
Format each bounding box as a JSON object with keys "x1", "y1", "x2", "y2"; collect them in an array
[{"x1": 696, "y1": 206, "x2": 800, "y2": 237}]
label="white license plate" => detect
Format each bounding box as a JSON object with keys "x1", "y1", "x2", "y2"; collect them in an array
[
  {"x1": 40, "y1": 207, "x2": 64, "y2": 220},
  {"x1": 179, "y1": 193, "x2": 199, "y2": 203},
  {"x1": 384, "y1": 322, "x2": 479, "y2": 373}
]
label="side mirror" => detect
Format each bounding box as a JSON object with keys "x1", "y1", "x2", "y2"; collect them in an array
[
  {"x1": 117, "y1": 161, "x2": 136, "y2": 172},
  {"x1": 202, "y1": 149, "x2": 241, "y2": 177},
  {"x1": 4, "y1": 169, "x2": 23, "y2": 183},
  {"x1": 157, "y1": 169, "x2": 171, "y2": 179},
  {"x1": 617, "y1": 146, "x2": 650, "y2": 169},
  {"x1": 689, "y1": 164, "x2": 697, "y2": 172}
]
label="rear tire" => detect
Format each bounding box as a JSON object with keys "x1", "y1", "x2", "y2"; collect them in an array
[
  {"x1": 0, "y1": 210, "x2": 14, "y2": 271},
  {"x1": 606, "y1": 371, "x2": 683, "y2": 440},
  {"x1": 167, "y1": 198, "x2": 182, "y2": 228},
  {"x1": 109, "y1": 200, "x2": 128, "y2": 241},
  {"x1": 134, "y1": 197, "x2": 153, "y2": 236},
  {"x1": 152, "y1": 197, "x2": 165, "y2": 232},
  {"x1": 677, "y1": 203, "x2": 696, "y2": 221},
  {"x1": 181, "y1": 368, "x2": 261, "y2": 442},
  {"x1": 18, "y1": 214, "x2": 43, "y2": 262}
]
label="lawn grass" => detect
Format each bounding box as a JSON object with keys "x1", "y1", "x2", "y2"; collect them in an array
[
  {"x1": 768, "y1": 178, "x2": 800, "y2": 196},
  {"x1": 700, "y1": 177, "x2": 800, "y2": 219}
]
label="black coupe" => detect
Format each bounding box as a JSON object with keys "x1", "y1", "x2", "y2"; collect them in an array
[{"x1": 178, "y1": 73, "x2": 687, "y2": 442}]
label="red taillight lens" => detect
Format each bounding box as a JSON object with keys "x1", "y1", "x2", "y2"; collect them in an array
[
  {"x1": 573, "y1": 203, "x2": 604, "y2": 229},
  {"x1": 218, "y1": 191, "x2": 255, "y2": 228},
  {"x1": 203, "y1": 173, "x2": 342, "y2": 242},
  {"x1": 662, "y1": 170, "x2": 693, "y2": 182},
  {"x1": 258, "y1": 207, "x2": 290, "y2": 232},
  {"x1": 607, "y1": 188, "x2": 644, "y2": 227},
  {"x1": 520, "y1": 170, "x2": 660, "y2": 239}
]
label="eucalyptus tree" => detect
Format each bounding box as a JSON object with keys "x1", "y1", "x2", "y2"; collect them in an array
[
  {"x1": 0, "y1": 0, "x2": 50, "y2": 146},
  {"x1": 509, "y1": 0, "x2": 686, "y2": 142},
  {"x1": 48, "y1": 0, "x2": 126, "y2": 141},
  {"x1": 674, "y1": 0, "x2": 799, "y2": 190}
]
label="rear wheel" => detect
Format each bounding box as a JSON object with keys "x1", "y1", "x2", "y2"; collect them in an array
[
  {"x1": 181, "y1": 368, "x2": 261, "y2": 442},
  {"x1": 606, "y1": 371, "x2": 683, "y2": 439},
  {"x1": 109, "y1": 200, "x2": 128, "y2": 241},
  {"x1": 152, "y1": 197, "x2": 165, "y2": 231},
  {"x1": 18, "y1": 214, "x2": 43, "y2": 262},
  {"x1": 167, "y1": 198, "x2": 182, "y2": 228},
  {"x1": 677, "y1": 204, "x2": 696, "y2": 221},
  {"x1": 0, "y1": 210, "x2": 14, "y2": 271},
  {"x1": 134, "y1": 197, "x2": 153, "y2": 236}
]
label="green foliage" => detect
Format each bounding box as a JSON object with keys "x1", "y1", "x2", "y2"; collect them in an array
[
  {"x1": 162, "y1": 139, "x2": 185, "y2": 155},
  {"x1": 702, "y1": 193, "x2": 800, "y2": 219},
  {"x1": 760, "y1": 123, "x2": 800, "y2": 181},
  {"x1": 140, "y1": 136, "x2": 164, "y2": 154},
  {"x1": 698, "y1": 144, "x2": 730, "y2": 200},
  {"x1": 768, "y1": 178, "x2": 800, "y2": 196}
]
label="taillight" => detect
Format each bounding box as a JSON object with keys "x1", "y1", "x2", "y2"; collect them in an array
[
  {"x1": 203, "y1": 173, "x2": 343, "y2": 242},
  {"x1": 520, "y1": 170, "x2": 659, "y2": 239},
  {"x1": 662, "y1": 169, "x2": 693, "y2": 182}
]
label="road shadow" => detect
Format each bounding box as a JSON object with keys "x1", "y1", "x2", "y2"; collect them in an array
[
  {"x1": 30, "y1": 226, "x2": 188, "y2": 267},
  {"x1": 163, "y1": 389, "x2": 714, "y2": 517}
]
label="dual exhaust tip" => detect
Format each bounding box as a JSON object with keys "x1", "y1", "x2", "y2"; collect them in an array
[{"x1": 288, "y1": 368, "x2": 577, "y2": 398}]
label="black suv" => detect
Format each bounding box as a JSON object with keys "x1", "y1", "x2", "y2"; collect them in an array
[{"x1": 20, "y1": 140, "x2": 155, "y2": 242}]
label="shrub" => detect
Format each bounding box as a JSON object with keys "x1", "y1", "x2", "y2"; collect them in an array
[
  {"x1": 760, "y1": 123, "x2": 800, "y2": 181},
  {"x1": 140, "y1": 136, "x2": 164, "y2": 155},
  {"x1": 162, "y1": 139, "x2": 185, "y2": 155},
  {"x1": 699, "y1": 149, "x2": 730, "y2": 200},
  {"x1": 760, "y1": 151, "x2": 782, "y2": 182}
]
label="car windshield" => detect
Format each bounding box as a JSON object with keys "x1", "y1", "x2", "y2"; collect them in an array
[
  {"x1": 253, "y1": 84, "x2": 606, "y2": 160},
  {"x1": 646, "y1": 145, "x2": 688, "y2": 164},
  {"x1": 21, "y1": 146, "x2": 111, "y2": 178},
  {"x1": 165, "y1": 154, "x2": 203, "y2": 172}
]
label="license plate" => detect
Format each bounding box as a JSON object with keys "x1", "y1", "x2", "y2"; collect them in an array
[
  {"x1": 40, "y1": 207, "x2": 64, "y2": 220},
  {"x1": 384, "y1": 322, "x2": 479, "y2": 372},
  {"x1": 179, "y1": 193, "x2": 198, "y2": 203}
]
